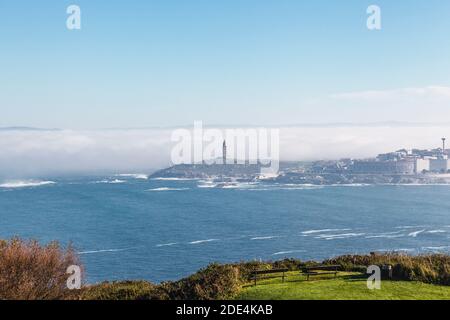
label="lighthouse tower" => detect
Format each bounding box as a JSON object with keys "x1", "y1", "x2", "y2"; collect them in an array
[{"x1": 222, "y1": 140, "x2": 227, "y2": 165}]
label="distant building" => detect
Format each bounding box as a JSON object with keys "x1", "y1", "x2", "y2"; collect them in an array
[
  {"x1": 429, "y1": 159, "x2": 450, "y2": 173},
  {"x1": 414, "y1": 158, "x2": 430, "y2": 173},
  {"x1": 351, "y1": 158, "x2": 415, "y2": 174},
  {"x1": 222, "y1": 140, "x2": 227, "y2": 165}
]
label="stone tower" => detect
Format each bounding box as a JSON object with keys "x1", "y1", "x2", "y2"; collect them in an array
[{"x1": 222, "y1": 140, "x2": 227, "y2": 165}]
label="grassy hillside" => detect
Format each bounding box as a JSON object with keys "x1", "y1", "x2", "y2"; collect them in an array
[
  {"x1": 236, "y1": 272, "x2": 450, "y2": 300},
  {"x1": 2, "y1": 238, "x2": 450, "y2": 300}
]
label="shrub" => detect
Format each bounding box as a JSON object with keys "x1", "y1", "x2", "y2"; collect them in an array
[
  {"x1": 0, "y1": 238, "x2": 82, "y2": 300},
  {"x1": 81, "y1": 281, "x2": 155, "y2": 300},
  {"x1": 324, "y1": 253, "x2": 450, "y2": 285},
  {"x1": 163, "y1": 263, "x2": 241, "y2": 300}
]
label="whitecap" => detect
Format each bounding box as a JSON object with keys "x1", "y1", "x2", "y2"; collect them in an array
[
  {"x1": 426, "y1": 230, "x2": 446, "y2": 234},
  {"x1": 272, "y1": 250, "x2": 306, "y2": 256},
  {"x1": 0, "y1": 180, "x2": 56, "y2": 188},
  {"x1": 316, "y1": 233, "x2": 365, "y2": 240},
  {"x1": 408, "y1": 230, "x2": 426, "y2": 237},
  {"x1": 422, "y1": 246, "x2": 450, "y2": 251},
  {"x1": 189, "y1": 239, "x2": 219, "y2": 244},
  {"x1": 152, "y1": 177, "x2": 197, "y2": 181},
  {"x1": 365, "y1": 234, "x2": 404, "y2": 239},
  {"x1": 93, "y1": 179, "x2": 126, "y2": 184},
  {"x1": 395, "y1": 225, "x2": 427, "y2": 229},
  {"x1": 156, "y1": 243, "x2": 178, "y2": 247},
  {"x1": 78, "y1": 248, "x2": 129, "y2": 255},
  {"x1": 250, "y1": 236, "x2": 280, "y2": 240},
  {"x1": 147, "y1": 187, "x2": 189, "y2": 191},
  {"x1": 301, "y1": 228, "x2": 351, "y2": 235},
  {"x1": 116, "y1": 173, "x2": 148, "y2": 180}
]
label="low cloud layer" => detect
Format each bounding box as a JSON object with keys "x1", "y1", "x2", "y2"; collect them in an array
[{"x1": 0, "y1": 125, "x2": 448, "y2": 179}]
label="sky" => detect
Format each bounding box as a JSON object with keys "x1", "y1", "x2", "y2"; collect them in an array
[
  {"x1": 1, "y1": 0, "x2": 450, "y2": 129},
  {"x1": 1, "y1": 1, "x2": 450, "y2": 177}
]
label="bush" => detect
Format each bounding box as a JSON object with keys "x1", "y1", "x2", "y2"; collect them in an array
[
  {"x1": 162, "y1": 263, "x2": 241, "y2": 300},
  {"x1": 81, "y1": 281, "x2": 155, "y2": 300},
  {"x1": 325, "y1": 253, "x2": 450, "y2": 285},
  {"x1": 0, "y1": 238, "x2": 82, "y2": 300}
]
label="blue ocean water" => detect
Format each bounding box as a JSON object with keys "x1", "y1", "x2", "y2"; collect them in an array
[{"x1": 1, "y1": 176, "x2": 450, "y2": 284}]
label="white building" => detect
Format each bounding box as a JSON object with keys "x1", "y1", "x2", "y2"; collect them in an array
[
  {"x1": 415, "y1": 158, "x2": 430, "y2": 173},
  {"x1": 429, "y1": 159, "x2": 450, "y2": 173}
]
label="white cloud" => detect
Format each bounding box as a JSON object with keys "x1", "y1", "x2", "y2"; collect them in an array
[
  {"x1": 331, "y1": 86, "x2": 450, "y2": 102},
  {"x1": 0, "y1": 125, "x2": 449, "y2": 178}
]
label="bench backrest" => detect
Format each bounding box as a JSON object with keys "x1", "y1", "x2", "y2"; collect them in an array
[
  {"x1": 302, "y1": 265, "x2": 340, "y2": 271},
  {"x1": 252, "y1": 268, "x2": 289, "y2": 275}
]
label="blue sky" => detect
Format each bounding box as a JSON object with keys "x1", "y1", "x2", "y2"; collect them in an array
[{"x1": 1, "y1": 0, "x2": 450, "y2": 128}]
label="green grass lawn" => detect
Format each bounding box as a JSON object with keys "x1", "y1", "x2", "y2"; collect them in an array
[{"x1": 236, "y1": 272, "x2": 450, "y2": 300}]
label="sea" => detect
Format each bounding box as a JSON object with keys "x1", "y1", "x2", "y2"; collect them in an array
[{"x1": 1, "y1": 175, "x2": 450, "y2": 284}]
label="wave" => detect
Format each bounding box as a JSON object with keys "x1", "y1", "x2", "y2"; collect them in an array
[
  {"x1": 329, "y1": 183, "x2": 372, "y2": 187},
  {"x1": 426, "y1": 230, "x2": 446, "y2": 234},
  {"x1": 78, "y1": 248, "x2": 129, "y2": 255},
  {"x1": 250, "y1": 236, "x2": 280, "y2": 240},
  {"x1": 315, "y1": 233, "x2": 365, "y2": 240},
  {"x1": 147, "y1": 187, "x2": 189, "y2": 191},
  {"x1": 408, "y1": 230, "x2": 426, "y2": 237},
  {"x1": 189, "y1": 239, "x2": 219, "y2": 244},
  {"x1": 156, "y1": 242, "x2": 178, "y2": 247},
  {"x1": 152, "y1": 177, "x2": 198, "y2": 181},
  {"x1": 94, "y1": 179, "x2": 126, "y2": 184},
  {"x1": 0, "y1": 180, "x2": 56, "y2": 188},
  {"x1": 197, "y1": 182, "x2": 258, "y2": 189},
  {"x1": 365, "y1": 234, "x2": 404, "y2": 239},
  {"x1": 395, "y1": 225, "x2": 428, "y2": 229},
  {"x1": 422, "y1": 246, "x2": 450, "y2": 251},
  {"x1": 374, "y1": 248, "x2": 415, "y2": 253},
  {"x1": 246, "y1": 184, "x2": 324, "y2": 191},
  {"x1": 272, "y1": 250, "x2": 306, "y2": 256},
  {"x1": 116, "y1": 173, "x2": 148, "y2": 180},
  {"x1": 301, "y1": 228, "x2": 351, "y2": 235}
]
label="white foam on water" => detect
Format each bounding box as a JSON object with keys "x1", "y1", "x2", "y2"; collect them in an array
[
  {"x1": 408, "y1": 230, "x2": 426, "y2": 237},
  {"x1": 246, "y1": 184, "x2": 324, "y2": 191},
  {"x1": 156, "y1": 243, "x2": 178, "y2": 247},
  {"x1": 78, "y1": 248, "x2": 129, "y2": 255},
  {"x1": 250, "y1": 236, "x2": 280, "y2": 240},
  {"x1": 374, "y1": 248, "x2": 416, "y2": 253},
  {"x1": 426, "y1": 230, "x2": 446, "y2": 234},
  {"x1": 422, "y1": 246, "x2": 450, "y2": 251},
  {"x1": 147, "y1": 187, "x2": 189, "y2": 191},
  {"x1": 95, "y1": 179, "x2": 126, "y2": 184},
  {"x1": 329, "y1": 183, "x2": 372, "y2": 187},
  {"x1": 365, "y1": 234, "x2": 405, "y2": 239},
  {"x1": 0, "y1": 180, "x2": 56, "y2": 188},
  {"x1": 152, "y1": 177, "x2": 198, "y2": 181},
  {"x1": 301, "y1": 228, "x2": 351, "y2": 235},
  {"x1": 316, "y1": 233, "x2": 366, "y2": 240},
  {"x1": 395, "y1": 225, "x2": 428, "y2": 229},
  {"x1": 189, "y1": 239, "x2": 220, "y2": 244},
  {"x1": 197, "y1": 184, "x2": 217, "y2": 188},
  {"x1": 272, "y1": 250, "x2": 306, "y2": 256},
  {"x1": 116, "y1": 173, "x2": 148, "y2": 180}
]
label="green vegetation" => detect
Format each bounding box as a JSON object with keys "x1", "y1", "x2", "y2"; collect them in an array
[
  {"x1": 326, "y1": 253, "x2": 450, "y2": 285},
  {"x1": 0, "y1": 238, "x2": 80, "y2": 300},
  {"x1": 81, "y1": 264, "x2": 241, "y2": 300},
  {"x1": 81, "y1": 281, "x2": 156, "y2": 300},
  {"x1": 236, "y1": 271, "x2": 450, "y2": 300},
  {"x1": 1, "y1": 238, "x2": 450, "y2": 300}
]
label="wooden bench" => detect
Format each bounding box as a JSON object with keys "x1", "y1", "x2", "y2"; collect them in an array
[
  {"x1": 251, "y1": 268, "x2": 289, "y2": 286},
  {"x1": 300, "y1": 265, "x2": 340, "y2": 281}
]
